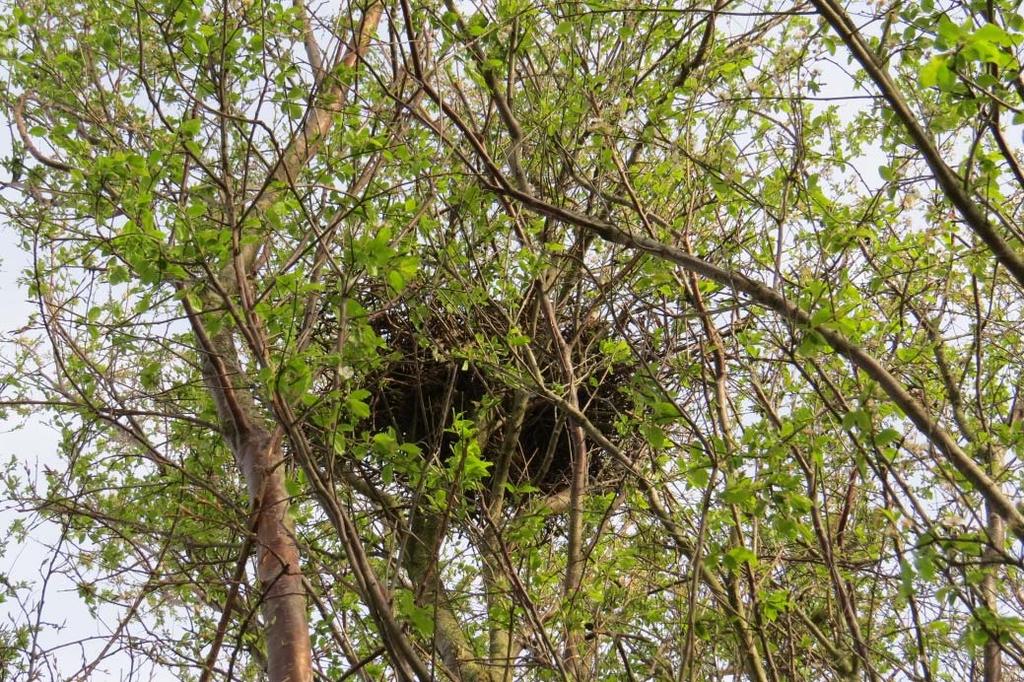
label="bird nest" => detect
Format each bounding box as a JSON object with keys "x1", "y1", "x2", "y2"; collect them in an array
[{"x1": 353, "y1": 299, "x2": 637, "y2": 499}]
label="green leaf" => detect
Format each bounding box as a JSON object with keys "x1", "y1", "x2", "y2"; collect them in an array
[
  {"x1": 779, "y1": 491, "x2": 810, "y2": 514},
  {"x1": 386, "y1": 269, "x2": 407, "y2": 292},
  {"x1": 277, "y1": 356, "x2": 311, "y2": 402},
  {"x1": 971, "y1": 23, "x2": 1013, "y2": 47},
  {"x1": 919, "y1": 56, "x2": 949, "y2": 88},
  {"x1": 797, "y1": 330, "x2": 827, "y2": 357},
  {"x1": 686, "y1": 466, "x2": 709, "y2": 488},
  {"x1": 180, "y1": 118, "x2": 201, "y2": 137},
  {"x1": 107, "y1": 265, "x2": 130, "y2": 285},
  {"x1": 640, "y1": 424, "x2": 669, "y2": 450},
  {"x1": 285, "y1": 469, "x2": 306, "y2": 497},
  {"x1": 502, "y1": 326, "x2": 528, "y2": 346},
  {"x1": 346, "y1": 393, "x2": 371, "y2": 420},
  {"x1": 936, "y1": 15, "x2": 964, "y2": 46},
  {"x1": 140, "y1": 362, "x2": 161, "y2": 390},
  {"x1": 841, "y1": 409, "x2": 871, "y2": 432},
  {"x1": 723, "y1": 546, "x2": 758, "y2": 570},
  {"x1": 875, "y1": 428, "x2": 901, "y2": 445},
  {"x1": 722, "y1": 477, "x2": 755, "y2": 505},
  {"x1": 652, "y1": 400, "x2": 681, "y2": 421},
  {"x1": 395, "y1": 590, "x2": 435, "y2": 637}
]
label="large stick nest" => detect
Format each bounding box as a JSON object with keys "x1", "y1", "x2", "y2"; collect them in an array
[{"x1": 356, "y1": 299, "x2": 639, "y2": 498}]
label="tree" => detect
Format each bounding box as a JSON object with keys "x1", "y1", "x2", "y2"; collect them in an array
[{"x1": 1, "y1": 0, "x2": 1023, "y2": 679}]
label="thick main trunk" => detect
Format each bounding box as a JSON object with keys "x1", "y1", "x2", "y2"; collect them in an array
[
  {"x1": 239, "y1": 430, "x2": 312, "y2": 682},
  {"x1": 190, "y1": 322, "x2": 313, "y2": 682}
]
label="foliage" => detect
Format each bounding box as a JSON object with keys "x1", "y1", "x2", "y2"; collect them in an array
[{"x1": 0, "y1": 0, "x2": 1023, "y2": 679}]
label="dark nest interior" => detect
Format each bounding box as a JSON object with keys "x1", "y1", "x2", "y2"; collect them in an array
[{"x1": 356, "y1": 300, "x2": 639, "y2": 500}]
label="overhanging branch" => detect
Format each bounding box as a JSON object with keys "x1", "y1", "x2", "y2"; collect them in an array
[{"x1": 489, "y1": 182, "x2": 1024, "y2": 539}]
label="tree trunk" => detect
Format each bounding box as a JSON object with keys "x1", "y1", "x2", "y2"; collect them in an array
[
  {"x1": 191, "y1": 322, "x2": 313, "y2": 682},
  {"x1": 240, "y1": 429, "x2": 312, "y2": 682}
]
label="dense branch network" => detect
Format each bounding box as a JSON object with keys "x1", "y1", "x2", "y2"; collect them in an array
[{"x1": 1, "y1": 0, "x2": 1023, "y2": 681}]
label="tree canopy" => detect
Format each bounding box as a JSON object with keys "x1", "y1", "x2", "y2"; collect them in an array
[{"x1": 1, "y1": 0, "x2": 1024, "y2": 679}]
